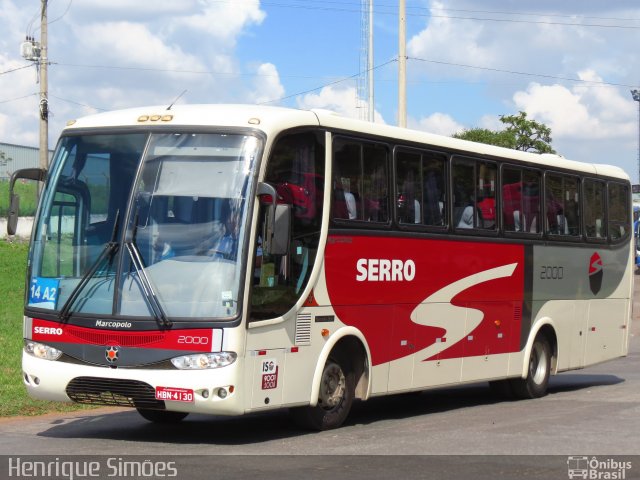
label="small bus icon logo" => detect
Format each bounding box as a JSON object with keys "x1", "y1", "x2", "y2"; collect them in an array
[{"x1": 567, "y1": 456, "x2": 589, "y2": 479}]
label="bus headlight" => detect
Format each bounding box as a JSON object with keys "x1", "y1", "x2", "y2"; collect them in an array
[
  {"x1": 24, "y1": 341, "x2": 62, "y2": 361},
  {"x1": 171, "y1": 352, "x2": 237, "y2": 370}
]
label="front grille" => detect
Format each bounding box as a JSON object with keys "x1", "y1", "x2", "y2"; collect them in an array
[
  {"x1": 66, "y1": 376, "x2": 164, "y2": 409},
  {"x1": 66, "y1": 326, "x2": 165, "y2": 347}
]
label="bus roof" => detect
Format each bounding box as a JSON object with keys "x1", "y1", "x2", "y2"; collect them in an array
[{"x1": 63, "y1": 104, "x2": 629, "y2": 181}]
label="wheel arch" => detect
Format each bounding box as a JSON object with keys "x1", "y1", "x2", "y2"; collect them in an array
[
  {"x1": 308, "y1": 327, "x2": 371, "y2": 407},
  {"x1": 521, "y1": 318, "x2": 559, "y2": 378}
]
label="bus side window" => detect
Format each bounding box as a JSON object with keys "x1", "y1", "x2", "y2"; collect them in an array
[
  {"x1": 504, "y1": 167, "x2": 541, "y2": 234},
  {"x1": 395, "y1": 149, "x2": 446, "y2": 227},
  {"x1": 522, "y1": 170, "x2": 541, "y2": 233},
  {"x1": 546, "y1": 174, "x2": 580, "y2": 237},
  {"x1": 584, "y1": 179, "x2": 606, "y2": 239},
  {"x1": 502, "y1": 168, "x2": 522, "y2": 232},
  {"x1": 452, "y1": 157, "x2": 496, "y2": 231},
  {"x1": 608, "y1": 182, "x2": 630, "y2": 241},
  {"x1": 250, "y1": 131, "x2": 325, "y2": 320},
  {"x1": 452, "y1": 159, "x2": 475, "y2": 229},
  {"x1": 332, "y1": 139, "x2": 389, "y2": 223}
]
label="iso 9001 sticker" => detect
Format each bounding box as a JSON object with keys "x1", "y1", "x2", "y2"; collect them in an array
[{"x1": 155, "y1": 386, "x2": 194, "y2": 402}]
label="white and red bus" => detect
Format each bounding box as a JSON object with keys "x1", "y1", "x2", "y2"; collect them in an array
[{"x1": 9, "y1": 105, "x2": 633, "y2": 430}]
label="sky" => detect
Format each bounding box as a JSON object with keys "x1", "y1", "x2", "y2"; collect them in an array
[{"x1": 1, "y1": 0, "x2": 639, "y2": 180}]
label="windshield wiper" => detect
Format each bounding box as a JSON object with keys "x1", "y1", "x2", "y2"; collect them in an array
[
  {"x1": 125, "y1": 241, "x2": 172, "y2": 328},
  {"x1": 125, "y1": 209, "x2": 172, "y2": 328},
  {"x1": 59, "y1": 210, "x2": 121, "y2": 323}
]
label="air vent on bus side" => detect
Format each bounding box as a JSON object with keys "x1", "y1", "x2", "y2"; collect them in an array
[{"x1": 295, "y1": 313, "x2": 312, "y2": 346}]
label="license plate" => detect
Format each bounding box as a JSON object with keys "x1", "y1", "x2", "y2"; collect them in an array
[{"x1": 155, "y1": 386, "x2": 194, "y2": 402}]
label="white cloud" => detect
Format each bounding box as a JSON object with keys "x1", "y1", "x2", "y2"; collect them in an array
[
  {"x1": 512, "y1": 71, "x2": 636, "y2": 140},
  {"x1": 407, "y1": 0, "x2": 496, "y2": 76},
  {"x1": 478, "y1": 114, "x2": 502, "y2": 131},
  {"x1": 74, "y1": 22, "x2": 205, "y2": 73},
  {"x1": 175, "y1": 0, "x2": 266, "y2": 44},
  {"x1": 296, "y1": 85, "x2": 386, "y2": 123},
  {"x1": 411, "y1": 112, "x2": 464, "y2": 136},
  {"x1": 248, "y1": 63, "x2": 285, "y2": 105}
]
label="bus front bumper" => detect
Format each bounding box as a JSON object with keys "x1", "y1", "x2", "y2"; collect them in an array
[{"x1": 22, "y1": 352, "x2": 245, "y2": 416}]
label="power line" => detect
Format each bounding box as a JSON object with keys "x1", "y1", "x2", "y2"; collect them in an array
[
  {"x1": 259, "y1": 58, "x2": 397, "y2": 105},
  {"x1": 216, "y1": 0, "x2": 640, "y2": 23},
  {"x1": 0, "y1": 93, "x2": 38, "y2": 105},
  {"x1": 53, "y1": 62, "x2": 345, "y2": 81},
  {"x1": 0, "y1": 64, "x2": 34, "y2": 76},
  {"x1": 44, "y1": 58, "x2": 638, "y2": 91},
  {"x1": 49, "y1": 94, "x2": 106, "y2": 111},
  {"x1": 408, "y1": 57, "x2": 637, "y2": 88},
  {"x1": 246, "y1": 0, "x2": 640, "y2": 29},
  {"x1": 48, "y1": 0, "x2": 73, "y2": 25}
]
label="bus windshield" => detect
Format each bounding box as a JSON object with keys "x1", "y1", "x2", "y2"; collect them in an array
[{"x1": 28, "y1": 131, "x2": 260, "y2": 321}]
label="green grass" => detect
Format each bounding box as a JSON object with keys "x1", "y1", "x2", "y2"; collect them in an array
[
  {"x1": 0, "y1": 240, "x2": 94, "y2": 416},
  {"x1": 0, "y1": 180, "x2": 38, "y2": 217}
]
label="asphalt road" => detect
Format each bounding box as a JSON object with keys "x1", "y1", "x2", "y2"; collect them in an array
[{"x1": 1, "y1": 284, "x2": 639, "y2": 479}]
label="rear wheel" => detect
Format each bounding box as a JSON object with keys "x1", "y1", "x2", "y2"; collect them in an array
[
  {"x1": 291, "y1": 356, "x2": 355, "y2": 430},
  {"x1": 510, "y1": 334, "x2": 552, "y2": 399},
  {"x1": 136, "y1": 408, "x2": 189, "y2": 423}
]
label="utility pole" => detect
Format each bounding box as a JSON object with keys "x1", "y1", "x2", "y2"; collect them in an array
[
  {"x1": 21, "y1": 0, "x2": 49, "y2": 171},
  {"x1": 398, "y1": 0, "x2": 407, "y2": 127},
  {"x1": 367, "y1": 0, "x2": 374, "y2": 122},
  {"x1": 358, "y1": 0, "x2": 374, "y2": 122},
  {"x1": 39, "y1": 0, "x2": 49, "y2": 171},
  {"x1": 632, "y1": 89, "x2": 640, "y2": 184}
]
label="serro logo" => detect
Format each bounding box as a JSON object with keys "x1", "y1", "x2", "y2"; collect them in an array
[
  {"x1": 356, "y1": 258, "x2": 416, "y2": 282},
  {"x1": 34, "y1": 326, "x2": 63, "y2": 335}
]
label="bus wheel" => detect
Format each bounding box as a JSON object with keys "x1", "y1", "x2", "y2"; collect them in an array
[
  {"x1": 291, "y1": 357, "x2": 355, "y2": 431},
  {"x1": 136, "y1": 408, "x2": 189, "y2": 423},
  {"x1": 510, "y1": 334, "x2": 552, "y2": 399}
]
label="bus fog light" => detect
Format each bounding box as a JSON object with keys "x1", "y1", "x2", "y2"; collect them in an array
[
  {"x1": 202, "y1": 389, "x2": 209, "y2": 399},
  {"x1": 218, "y1": 388, "x2": 228, "y2": 399},
  {"x1": 24, "y1": 341, "x2": 62, "y2": 361},
  {"x1": 170, "y1": 352, "x2": 237, "y2": 370}
]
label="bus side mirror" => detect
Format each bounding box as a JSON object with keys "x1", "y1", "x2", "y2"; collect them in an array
[
  {"x1": 270, "y1": 204, "x2": 291, "y2": 255},
  {"x1": 257, "y1": 182, "x2": 291, "y2": 256},
  {"x1": 7, "y1": 168, "x2": 47, "y2": 236}
]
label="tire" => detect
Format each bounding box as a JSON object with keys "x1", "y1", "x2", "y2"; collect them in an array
[
  {"x1": 291, "y1": 356, "x2": 355, "y2": 431},
  {"x1": 136, "y1": 408, "x2": 189, "y2": 423},
  {"x1": 510, "y1": 334, "x2": 552, "y2": 399}
]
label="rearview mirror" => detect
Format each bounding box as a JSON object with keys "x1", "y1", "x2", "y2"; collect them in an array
[
  {"x1": 7, "y1": 168, "x2": 47, "y2": 236},
  {"x1": 257, "y1": 182, "x2": 291, "y2": 256}
]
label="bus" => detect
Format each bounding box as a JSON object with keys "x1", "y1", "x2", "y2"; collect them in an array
[{"x1": 8, "y1": 104, "x2": 633, "y2": 430}]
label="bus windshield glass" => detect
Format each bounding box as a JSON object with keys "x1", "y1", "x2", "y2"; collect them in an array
[{"x1": 28, "y1": 131, "x2": 260, "y2": 321}]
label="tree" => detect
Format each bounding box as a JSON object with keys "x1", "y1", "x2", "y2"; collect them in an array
[
  {"x1": 451, "y1": 128, "x2": 517, "y2": 150},
  {"x1": 453, "y1": 111, "x2": 556, "y2": 154}
]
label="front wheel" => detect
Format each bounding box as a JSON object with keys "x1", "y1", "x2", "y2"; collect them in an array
[
  {"x1": 510, "y1": 334, "x2": 552, "y2": 399},
  {"x1": 136, "y1": 408, "x2": 189, "y2": 423},
  {"x1": 290, "y1": 357, "x2": 355, "y2": 430}
]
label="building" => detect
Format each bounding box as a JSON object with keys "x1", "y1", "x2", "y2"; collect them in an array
[{"x1": 0, "y1": 142, "x2": 53, "y2": 179}]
